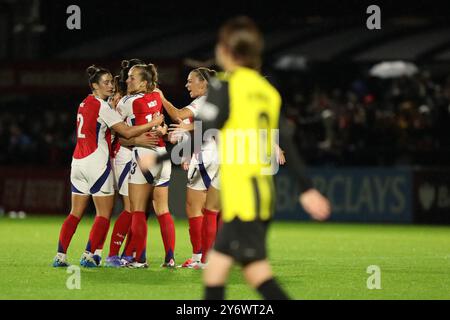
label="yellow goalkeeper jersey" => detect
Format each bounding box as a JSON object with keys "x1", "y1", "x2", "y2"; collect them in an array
[{"x1": 205, "y1": 67, "x2": 282, "y2": 222}]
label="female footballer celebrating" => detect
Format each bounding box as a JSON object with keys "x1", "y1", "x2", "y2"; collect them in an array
[
  {"x1": 156, "y1": 67, "x2": 221, "y2": 269},
  {"x1": 105, "y1": 63, "x2": 161, "y2": 267},
  {"x1": 53, "y1": 65, "x2": 164, "y2": 268},
  {"x1": 117, "y1": 63, "x2": 176, "y2": 268}
]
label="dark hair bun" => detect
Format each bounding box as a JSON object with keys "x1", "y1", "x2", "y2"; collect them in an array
[
  {"x1": 86, "y1": 65, "x2": 111, "y2": 90},
  {"x1": 121, "y1": 59, "x2": 145, "y2": 70},
  {"x1": 207, "y1": 68, "x2": 217, "y2": 77},
  {"x1": 130, "y1": 58, "x2": 145, "y2": 66},
  {"x1": 86, "y1": 65, "x2": 100, "y2": 78}
]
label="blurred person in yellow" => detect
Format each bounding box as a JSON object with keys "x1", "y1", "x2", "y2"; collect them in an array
[{"x1": 198, "y1": 16, "x2": 331, "y2": 300}]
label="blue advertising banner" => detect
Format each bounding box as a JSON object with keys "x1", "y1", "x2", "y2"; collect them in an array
[{"x1": 274, "y1": 167, "x2": 413, "y2": 223}]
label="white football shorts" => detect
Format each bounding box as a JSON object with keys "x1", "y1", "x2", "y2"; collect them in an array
[
  {"x1": 129, "y1": 147, "x2": 171, "y2": 187},
  {"x1": 113, "y1": 146, "x2": 132, "y2": 196},
  {"x1": 210, "y1": 169, "x2": 220, "y2": 190},
  {"x1": 71, "y1": 160, "x2": 114, "y2": 197},
  {"x1": 187, "y1": 150, "x2": 219, "y2": 191}
]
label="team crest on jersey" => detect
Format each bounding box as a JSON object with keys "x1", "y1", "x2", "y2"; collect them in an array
[
  {"x1": 147, "y1": 100, "x2": 157, "y2": 108},
  {"x1": 80, "y1": 103, "x2": 85, "y2": 108}
]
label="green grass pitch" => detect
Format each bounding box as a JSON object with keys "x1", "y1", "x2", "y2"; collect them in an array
[{"x1": 0, "y1": 215, "x2": 449, "y2": 299}]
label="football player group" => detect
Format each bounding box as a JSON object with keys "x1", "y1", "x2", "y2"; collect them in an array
[
  {"x1": 52, "y1": 16, "x2": 331, "y2": 300},
  {"x1": 52, "y1": 57, "x2": 225, "y2": 269}
]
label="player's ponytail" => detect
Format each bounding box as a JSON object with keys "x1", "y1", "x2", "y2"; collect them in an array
[
  {"x1": 86, "y1": 65, "x2": 111, "y2": 90},
  {"x1": 113, "y1": 75, "x2": 120, "y2": 95},
  {"x1": 147, "y1": 63, "x2": 158, "y2": 89},
  {"x1": 193, "y1": 67, "x2": 217, "y2": 85},
  {"x1": 132, "y1": 63, "x2": 159, "y2": 92}
]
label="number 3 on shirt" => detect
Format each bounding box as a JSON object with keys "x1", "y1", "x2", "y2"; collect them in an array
[
  {"x1": 145, "y1": 111, "x2": 160, "y2": 123},
  {"x1": 146, "y1": 112, "x2": 160, "y2": 128},
  {"x1": 77, "y1": 113, "x2": 86, "y2": 138}
]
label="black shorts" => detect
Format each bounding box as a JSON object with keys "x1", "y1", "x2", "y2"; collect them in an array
[{"x1": 214, "y1": 218, "x2": 271, "y2": 266}]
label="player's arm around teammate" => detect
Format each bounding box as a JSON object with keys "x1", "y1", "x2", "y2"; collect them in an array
[
  {"x1": 105, "y1": 73, "x2": 160, "y2": 267},
  {"x1": 110, "y1": 77, "x2": 161, "y2": 150},
  {"x1": 118, "y1": 63, "x2": 176, "y2": 268},
  {"x1": 157, "y1": 68, "x2": 221, "y2": 268},
  {"x1": 53, "y1": 65, "x2": 162, "y2": 268}
]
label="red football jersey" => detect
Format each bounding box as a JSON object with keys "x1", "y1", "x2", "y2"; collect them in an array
[
  {"x1": 73, "y1": 95, "x2": 122, "y2": 161},
  {"x1": 117, "y1": 92, "x2": 165, "y2": 147}
]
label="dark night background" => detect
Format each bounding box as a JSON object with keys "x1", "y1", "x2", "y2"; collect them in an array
[{"x1": 1, "y1": 0, "x2": 450, "y2": 168}]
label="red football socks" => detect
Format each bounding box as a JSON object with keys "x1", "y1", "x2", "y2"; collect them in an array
[
  {"x1": 126, "y1": 211, "x2": 147, "y2": 262},
  {"x1": 201, "y1": 208, "x2": 218, "y2": 263},
  {"x1": 57, "y1": 214, "x2": 81, "y2": 254},
  {"x1": 108, "y1": 210, "x2": 132, "y2": 257},
  {"x1": 86, "y1": 216, "x2": 110, "y2": 254},
  {"x1": 122, "y1": 227, "x2": 132, "y2": 257},
  {"x1": 188, "y1": 216, "x2": 203, "y2": 255},
  {"x1": 157, "y1": 212, "x2": 176, "y2": 262}
]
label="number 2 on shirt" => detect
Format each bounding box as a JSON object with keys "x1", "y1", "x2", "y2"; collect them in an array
[{"x1": 77, "y1": 113, "x2": 86, "y2": 138}]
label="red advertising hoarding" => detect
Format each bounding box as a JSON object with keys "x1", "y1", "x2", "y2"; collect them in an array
[{"x1": 0, "y1": 167, "x2": 71, "y2": 214}]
